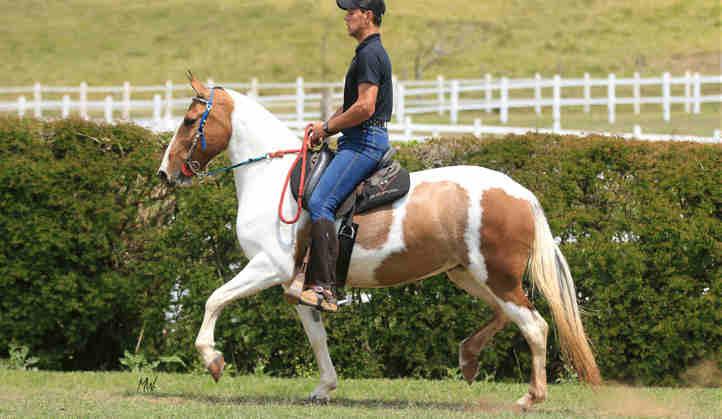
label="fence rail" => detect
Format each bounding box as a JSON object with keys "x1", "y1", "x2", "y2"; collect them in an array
[{"x1": 1, "y1": 72, "x2": 720, "y2": 142}]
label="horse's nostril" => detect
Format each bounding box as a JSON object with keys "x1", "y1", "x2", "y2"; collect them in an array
[{"x1": 157, "y1": 170, "x2": 169, "y2": 184}]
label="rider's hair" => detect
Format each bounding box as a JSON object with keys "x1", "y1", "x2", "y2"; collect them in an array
[{"x1": 363, "y1": 8, "x2": 382, "y2": 26}]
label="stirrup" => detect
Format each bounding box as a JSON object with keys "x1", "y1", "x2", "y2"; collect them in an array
[{"x1": 298, "y1": 286, "x2": 339, "y2": 313}]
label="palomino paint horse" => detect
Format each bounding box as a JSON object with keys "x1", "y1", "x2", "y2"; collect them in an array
[{"x1": 157, "y1": 75, "x2": 601, "y2": 410}]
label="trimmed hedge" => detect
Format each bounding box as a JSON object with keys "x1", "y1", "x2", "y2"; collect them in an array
[{"x1": 1, "y1": 117, "x2": 719, "y2": 385}]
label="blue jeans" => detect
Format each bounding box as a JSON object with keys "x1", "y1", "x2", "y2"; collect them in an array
[{"x1": 308, "y1": 126, "x2": 389, "y2": 222}]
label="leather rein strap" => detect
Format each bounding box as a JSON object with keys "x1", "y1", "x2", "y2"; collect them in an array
[{"x1": 278, "y1": 125, "x2": 313, "y2": 224}]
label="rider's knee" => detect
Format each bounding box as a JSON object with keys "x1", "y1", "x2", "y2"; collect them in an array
[{"x1": 308, "y1": 193, "x2": 333, "y2": 222}]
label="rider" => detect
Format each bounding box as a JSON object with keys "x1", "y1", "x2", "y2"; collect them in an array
[{"x1": 301, "y1": 0, "x2": 392, "y2": 312}]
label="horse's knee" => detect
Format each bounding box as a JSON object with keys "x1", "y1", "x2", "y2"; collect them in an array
[{"x1": 204, "y1": 289, "x2": 226, "y2": 314}]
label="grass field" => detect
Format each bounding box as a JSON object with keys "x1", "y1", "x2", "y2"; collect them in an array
[
  {"x1": 2, "y1": 0, "x2": 720, "y2": 85},
  {"x1": 1, "y1": 370, "x2": 720, "y2": 418}
]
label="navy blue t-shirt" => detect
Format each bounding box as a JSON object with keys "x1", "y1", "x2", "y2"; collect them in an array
[{"x1": 342, "y1": 33, "x2": 393, "y2": 123}]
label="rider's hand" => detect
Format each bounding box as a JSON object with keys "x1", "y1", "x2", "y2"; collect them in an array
[{"x1": 308, "y1": 121, "x2": 327, "y2": 147}]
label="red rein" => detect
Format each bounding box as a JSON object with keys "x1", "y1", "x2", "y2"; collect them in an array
[{"x1": 277, "y1": 125, "x2": 313, "y2": 224}]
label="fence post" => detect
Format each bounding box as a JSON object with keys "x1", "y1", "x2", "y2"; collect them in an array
[
  {"x1": 437, "y1": 75, "x2": 445, "y2": 115},
  {"x1": 249, "y1": 77, "x2": 259, "y2": 98},
  {"x1": 608, "y1": 73, "x2": 616, "y2": 124},
  {"x1": 662, "y1": 72, "x2": 671, "y2": 122},
  {"x1": 18, "y1": 96, "x2": 26, "y2": 118},
  {"x1": 633, "y1": 124, "x2": 642, "y2": 138},
  {"x1": 153, "y1": 94, "x2": 162, "y2": 125},
  {"x1": 693, "y1": 72, "x2": 701, "y2": 114},
  {"x1": 321, "y1": 86, "x2": 333, "y2": 121},
  {"x1": 534, "y1": 73, "x2": 542, "y2": 115},
  {"x1": 500, "y1": 77, "x2": 509, "y2": 123},
  {"x1": 403, "y1": 116, "x2": 412, "y2": 141},
  {"x1": 583, "y1": 72, "x2": 591, "y2": 113},
  {"x1": 396, "y1": 81, "x2": 405, "y2": 123},
  {"x1": 207, "y1": 78, "x2": 215, "y2": 88},
  {"x1": 34, "y1": 82, "x2": 42, "y2": 118},
  {"x1": 484, "y1": 73, "x2": 492, "y2": 113},
  {"x1": 80, "y1": 82, "x2": 88, "y2": 120},
  {"x1": 165, "y1": 80, "x2": 173, "y2": 121},
  {"x1": 104, "y1": 96, "x2": 113, "y2": 123},
  {"x1": 684, "y1": 71, "x2": 691, "y2": 113},
  {"x1": 392, "y1": 74, "x2": 398, "y2": 117},
  {"x1": 296, "y1": 76, "x2": 304, "y2": 124},
  {"x1": 553, "y1": 74, "x2": 561, "y2": 131},
  {"x1": 62, "y1": 95, "x2": 70, "y2": 118},
  {"x1": 122, "y1": 81, "x2": 131, "y2": 120},
  {"x1": 473, "y1": 118, "x2": 482, "y2": 138},
  {"x1": 450, "y1": 80, "x2": 459, "y2": 124},
  {"x1": 633, "y1": 72, "x2": 641, "y2": 115}
]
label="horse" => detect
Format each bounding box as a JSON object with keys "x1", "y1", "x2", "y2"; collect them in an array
[{"x1": 157, "y1": 74, "x2": 601, "y2": 410}]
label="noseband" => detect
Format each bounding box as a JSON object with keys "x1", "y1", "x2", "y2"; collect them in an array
[{"x1": 183, "y1": 87, "x2": 222, "y2": 177}]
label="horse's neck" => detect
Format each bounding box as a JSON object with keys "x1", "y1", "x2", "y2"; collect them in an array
[{"x1": 226, "y1": 91, "x2": 300, "y2": 211}]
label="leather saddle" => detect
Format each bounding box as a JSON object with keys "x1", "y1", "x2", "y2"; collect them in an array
[
  {"x1": 289, "y1": 143, "x2": 410, "y2": 218},
  {"x1": 287, "y1": 143, "x2": 410, "y2": 291}
]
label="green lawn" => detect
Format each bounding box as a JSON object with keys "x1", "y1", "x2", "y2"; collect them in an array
[
  {"x1": 1, "y1": 0, "x2": 720, "y2": 85},
  {"x1": 1, "y1": 370, "x2": 720, "y2": 418}
]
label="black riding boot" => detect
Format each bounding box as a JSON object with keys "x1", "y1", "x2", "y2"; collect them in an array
[{"x1": 299, "y1": 219, "x2": 339, "y2": 312}]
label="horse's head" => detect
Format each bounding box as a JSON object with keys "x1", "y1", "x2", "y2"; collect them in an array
[{"x1": 157, "y1": 71, "x2": 233, "y2": 186}]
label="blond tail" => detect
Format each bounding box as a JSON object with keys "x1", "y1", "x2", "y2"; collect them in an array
[{"x1": 528, "y1": 202, "x2": 602, "y2": 385}]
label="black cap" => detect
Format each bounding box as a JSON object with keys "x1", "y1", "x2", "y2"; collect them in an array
[{"x1": 337, "y1": 0, "x2": 385, "y2": 17}]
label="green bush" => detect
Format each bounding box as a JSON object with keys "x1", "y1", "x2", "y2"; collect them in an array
[
  {"x1": 0, "y1": 117, "x2": 173, "y2": 369},
  {"x1": 1, "y1": 118, "x2": 719, "y2": 385}
]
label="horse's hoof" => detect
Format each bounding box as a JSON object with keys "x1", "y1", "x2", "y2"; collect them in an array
[
  {"x1": 514, "y1": 393, "x2": 534, "y2": 412},
  {"x1": 308, "y1": 394, "x2": 330, "y2": 405},
  {"x1": 461, "y1": 360, "x2": 479, "y2": 385},
  {"x1": 207, "y1": 354, "x2": 225, "y2": 382}
]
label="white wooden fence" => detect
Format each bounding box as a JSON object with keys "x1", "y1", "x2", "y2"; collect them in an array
[{"x1": 1, "y1": 72, "x2": 720, "y2": 142}]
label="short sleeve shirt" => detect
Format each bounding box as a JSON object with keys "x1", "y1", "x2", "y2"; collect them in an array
[{"x1": 342, "y1": 33, "x2": 393, "y2": 123}]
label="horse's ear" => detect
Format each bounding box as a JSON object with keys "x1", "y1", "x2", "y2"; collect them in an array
[{"x1": 187, "y1": 70, "x2": 209, "y2": 98}]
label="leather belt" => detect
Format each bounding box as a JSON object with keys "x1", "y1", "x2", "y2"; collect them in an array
[{"x1": 361, "y1": 119, "x2": 387, "y2": 129}]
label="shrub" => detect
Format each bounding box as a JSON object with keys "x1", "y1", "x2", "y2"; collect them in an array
[{"x1": 1, "y1": 118, "x2": 719, "y2": 385}]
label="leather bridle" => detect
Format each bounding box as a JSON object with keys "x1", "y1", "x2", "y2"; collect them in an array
[{"x1": 183, "y1": 87, "x2": 222, "y2": 177}]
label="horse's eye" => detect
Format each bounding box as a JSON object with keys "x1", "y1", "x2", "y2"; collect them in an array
[{"x1": 183, "y1": 117, "x2": 196, "y2": 126}]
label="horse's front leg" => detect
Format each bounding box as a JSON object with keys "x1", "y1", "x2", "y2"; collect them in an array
[
  {"x1": 295, "y1": 305, "x2": 338, "y2": 403},
  {"x1": 195, "y1": 252, "x2": 285, "y2": 381}
]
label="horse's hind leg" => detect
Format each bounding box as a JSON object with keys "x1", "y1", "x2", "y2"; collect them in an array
[
  {"x1": 448, "y1": 268, "x2": 549, "y2": 410},
  {"x1": 447, "y1": 267, "x2": 509, "y2": 384},
  {"x1": 497, "y1": 297, "x2": 549, "y2": 410},
  {"x1": 295, "y1": 305, "x2": 338, "y2": 403}
]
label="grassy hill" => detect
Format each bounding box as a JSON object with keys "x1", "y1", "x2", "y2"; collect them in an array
[{"x1": 2, "y1": 0, "x2": 720, "y2": 85}]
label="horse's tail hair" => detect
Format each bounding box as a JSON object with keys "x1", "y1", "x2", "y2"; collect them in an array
[{"x1": 528, "y1": 201, "x2": 602, "y2": 385}]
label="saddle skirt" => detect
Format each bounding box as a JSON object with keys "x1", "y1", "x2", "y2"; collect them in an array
[{"x1": 290, "y1": 144, "x2": 410, "y2": 219}]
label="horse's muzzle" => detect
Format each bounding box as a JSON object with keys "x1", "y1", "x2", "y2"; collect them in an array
[{"x1": 157, "y1": 169, "x2": 171, "y2": 186}]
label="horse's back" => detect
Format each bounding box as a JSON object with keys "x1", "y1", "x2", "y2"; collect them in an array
[{"x1": 407, "y1": 165, "x2": 537, "y2": 204}]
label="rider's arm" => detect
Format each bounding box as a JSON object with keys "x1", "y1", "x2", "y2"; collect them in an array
[
  {"x1": 324, "y1": 83, "x2": 378, "y2": 134},
  {"x1": 328, "y1": 106, "x2": 343, "y2": 120}
]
